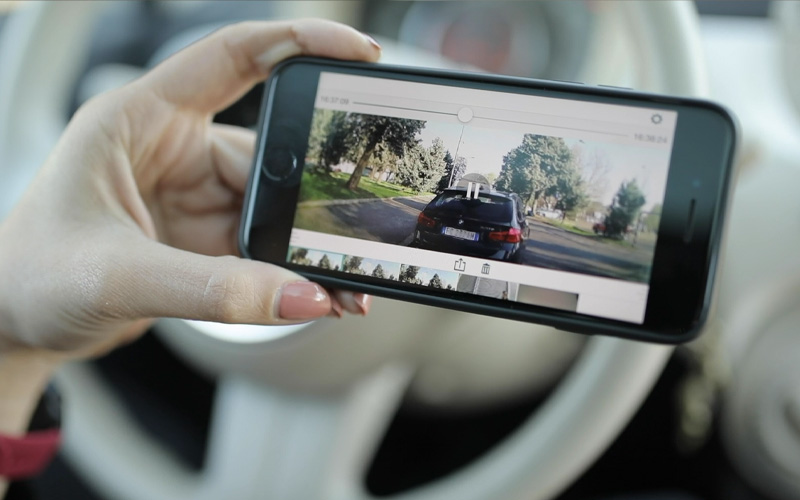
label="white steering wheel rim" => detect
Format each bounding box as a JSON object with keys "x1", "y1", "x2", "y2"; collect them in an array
[{"x1": 0, "y1": 2, "x2": 707, "y2": 499}]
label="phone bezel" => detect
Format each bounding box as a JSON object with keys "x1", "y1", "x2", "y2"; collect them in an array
[{"x1": 239, "y1": 57, "x2": 737, "y2": 344}]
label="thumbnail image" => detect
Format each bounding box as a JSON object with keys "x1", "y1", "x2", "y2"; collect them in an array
[
  {"x1": 287, "y1": 247, "x2": 345, "y2": 271},
  {"x1": 398, "y1": 265, "x2": 459, "y2": 290},
  {"x1": 517, "y1": 285, "x2": 579, "y2": 313},
  {"x1": 342, "y1": 256, "x2": 401, "y2": 280},
  {"x1": 456, "y1": 275, "x2": 519, "y2": 301}
]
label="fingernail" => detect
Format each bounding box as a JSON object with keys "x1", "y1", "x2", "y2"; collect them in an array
[
  {"x1": 363, "y1": 33, "x2": 382, "y2": 51},
  {"x1": 330, "y1": 298, "x2": 344, "y2": 318},
  {"x1": 278, "y1": 281, "x2": 331, "y2": 320},
  {"x1": 354, "y1": 293, "x2": 371, "y2": 315}
]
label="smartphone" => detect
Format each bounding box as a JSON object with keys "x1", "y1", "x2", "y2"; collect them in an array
[{"x1": 239, "y1": 57, "x2": 737, "y2": 344}]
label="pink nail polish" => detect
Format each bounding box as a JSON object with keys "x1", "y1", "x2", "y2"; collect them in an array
[
  {"x1": 330, "y1": 299, "x2": 344, "y2": 319},
  {"x1": 278, "y1": 281, "x2": 330, "y2": 320},
  {"x1": 354, "y1": 293, "x2": 371, "y2": 315},
  {"x1": 363, "y1": 33, "x2": 382, "y2": 51}
]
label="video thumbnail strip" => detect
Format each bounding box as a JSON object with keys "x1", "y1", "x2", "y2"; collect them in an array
[{"x1": 287, "y1": 245, "x2": 580, "y2": 313}]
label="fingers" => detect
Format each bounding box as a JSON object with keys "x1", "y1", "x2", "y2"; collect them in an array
[
  {"x1": 107, "y1": 238, "x2": 336, "y2": 324},
  {"x1": 142, "y1": 19, "x2": 381, "y2": 115},
  {"x1": 209, "y1": 124, "x2": 256, "y2": 195},
  {"x1": 333, "y1": 290, "x2": 372, "y2": 315}
]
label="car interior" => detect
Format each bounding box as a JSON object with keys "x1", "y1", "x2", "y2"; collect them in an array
[{"x1": 0, "y1": 1, "x2": 799, "y2": 500}]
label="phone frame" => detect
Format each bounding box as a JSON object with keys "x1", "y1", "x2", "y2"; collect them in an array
[{"x1": 240, "y1": 57, "x2": 737, "y2": 344}]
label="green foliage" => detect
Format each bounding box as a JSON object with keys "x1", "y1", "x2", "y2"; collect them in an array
[
  {"x1": 298, "y1": 171, "x2": 409, "y2": 203},
  {"x1": 428, "y1": 273, "x2": 444, "y2": 288},
  {"x1": 436, "y1": 152, "x2": 467, "y2": 192},
  {"x1": 345, "y1": 115, "x2": 426, "y2": 190},
  {"x1": 495, "y1": 134, "x2": 579, "y2": 211},
  {"x1": 550, "y1": 151, "x2": 589, "y2": 218},
  {"x1": 308, "y1": 110, "x2": 360, "y2": 171},
  {"x1": 309, "y1": 110, "x2": 426, "y2": 189},
  {"x1": 318, "y1": 254, "x2": 332, "y2": 269},
  {"x1": 343, "y1": 256, "x2": 365, "y2": 275},
  {"x1": 371, "y1": 264, "x2": 386, "y2": 279},
  {"x1": 396, "y1": 138, "x2": 448, "y2": 194},
  {"x1": 604, "y1": 180, "x2": 647, "y2": 238},
  {"x1": 289, "y1": 248, "x2": 311, "y2": 266},
  {"x1": 368, "y1": 146, "x2": 400, "y2": 182},
  {"x1": 398, "y1": 265, "x2": 422, "y2": 285}
]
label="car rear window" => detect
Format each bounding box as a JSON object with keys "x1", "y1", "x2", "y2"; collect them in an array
[{"x1": 433, "y1": 192, "x2": 514, "y2": 221}]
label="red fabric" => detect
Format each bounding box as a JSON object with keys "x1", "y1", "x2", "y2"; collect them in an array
[{"x1": 0, "y1": 429, "x2": 61, "y2": 479}]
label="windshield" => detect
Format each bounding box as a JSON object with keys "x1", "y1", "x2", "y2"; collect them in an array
[{"x1": 433, "y1": 192, "x2": 515, "y2": 222}]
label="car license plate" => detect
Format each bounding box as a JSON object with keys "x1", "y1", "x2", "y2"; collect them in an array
[{"x1": 443, "y1": 226, "x2": 478, "y2": 241}]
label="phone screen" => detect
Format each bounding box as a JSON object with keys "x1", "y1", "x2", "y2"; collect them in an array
[{"x1": 283, "y1": 71, "x2": 679, "y2": 325}]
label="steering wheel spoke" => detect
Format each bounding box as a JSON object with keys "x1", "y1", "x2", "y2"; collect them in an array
[{"x1": 198, "y1": 366, "x2": 413, "y2": 500}]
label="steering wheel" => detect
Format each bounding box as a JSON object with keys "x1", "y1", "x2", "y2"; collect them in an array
[{"x1": 0, "y1": 2, "x2": 707, "y2": 499}]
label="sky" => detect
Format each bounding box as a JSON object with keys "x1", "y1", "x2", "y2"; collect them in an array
[
  {"x1": 355, "y1": 257, "x2": 402, "y2": 278},
  {"x1": 417, "y1": 120, "x2": 670, "y2": 210},
  {"x1": 305, "y1": 249, "x2": 345, "y2": 268},
  {"x1": 414, "y1": 267, "x2": 460, "y2": 289}
]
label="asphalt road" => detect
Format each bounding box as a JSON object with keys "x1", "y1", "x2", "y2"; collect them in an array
[
  {"x1": 296, "y1": 197, "x2": 654, "y2": 283},
  {"x1": 296, "y1": 196, "x2": 431, "y2": 245},
  {"x1": 521, "y1": 219, "x2": 654, "y2": 283}
]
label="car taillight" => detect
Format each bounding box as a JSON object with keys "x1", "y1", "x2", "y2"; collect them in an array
[
  {"x1": 418, "y1": 213, "x2": 436, "y2": 228},
  {"x1": 489, "y1": 227, "x2": 522, "y2": 243}
]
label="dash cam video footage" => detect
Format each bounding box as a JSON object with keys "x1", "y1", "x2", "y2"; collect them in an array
[
  {"x1": 295, "y1": 111, "x2": 668, "y2": 283},
  {"x1": 285, "y1": 72, "x2": 676, "y2": 323}
]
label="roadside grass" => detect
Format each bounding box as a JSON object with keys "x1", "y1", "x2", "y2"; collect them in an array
[
  {"x1": 536, "y1": 217, "x2": 597, "y2": 237},
  {"x1": 299, "y1": 171, "x2": 413, "y2": 202},
  {"x1": 536, "y1": 216, "x2": 656, "y2": 251}
]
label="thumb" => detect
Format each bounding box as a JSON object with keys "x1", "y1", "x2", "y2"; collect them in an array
[{"x1": 103, "y1": 239, "x2": 331, "y2": 325}]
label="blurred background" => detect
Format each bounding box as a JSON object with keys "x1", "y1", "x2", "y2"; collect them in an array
[{"x1": 0, "y1": 2, "x2": 798, "y2": 500}]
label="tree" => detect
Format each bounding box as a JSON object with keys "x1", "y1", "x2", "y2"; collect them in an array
[
  {"x1": 603, "y1": 180, "x2": 647, "y2": 238},
  {"x1": 307, "y1": 109, "x2": 335, "y2": 170},
  {"x1": 495, "y1": 134, "x2": 573, "y2": 212},
  {"x1": 371, "y1": 264, "x2": 386, "y2": 279},
  {"x1": 315, "y1": 111, "x2": 360, "y2": 172},
  {"x1": 549, "y1": 149, "x2": 589, "y2": 219},
  {"x1": 289, "y1": 248, "x2": 311, "y2": 266},
  {"x1": 436, "y1": 152, "x2": 467, "y2": 192},
  {"x1": 396, "y1": 138, "x2": 448, "y2": 194},
  {"x1": 398, "y1": 265, "x2": 422, "y2": 285},
  {"x1": 643, "y1": 204, "x2": 662, "y2": 233},
  {"x1": 369, "y1": 147, "x2": 400, "y2": 182},
  {"x1": 343, "y1": 256, "x2": 365, "y2": 274},
  {"x1": 388, "y1": 274, "x2": 396, "y2": 281},
  {"x1": 428, "y1": 274, "x2": 444, "y2": 288},
  {"x1": 318, "y1": 254, "x2": 332, "y2": 269},
  {"x1": 345, "y1": 115, "x2": 426, "y2": 190}
]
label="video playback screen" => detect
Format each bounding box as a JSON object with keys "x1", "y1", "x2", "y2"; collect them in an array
[{"x1": 286, "y1": 72, "x2": 677, "y2": 323}]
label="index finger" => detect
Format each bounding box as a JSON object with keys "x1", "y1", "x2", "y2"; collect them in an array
[{"x1": 140, "y1": 19, "x2": 381, "y2": 114}]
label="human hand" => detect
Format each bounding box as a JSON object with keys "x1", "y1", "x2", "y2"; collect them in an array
[{"x1": 0, "y1": 19, "x2": 379, "y2": 359}]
